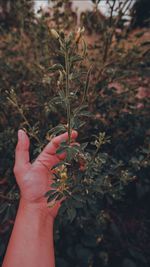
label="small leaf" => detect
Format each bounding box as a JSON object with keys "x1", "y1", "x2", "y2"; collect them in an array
[
  {"x1": 55, "y1": 193, "x2": 64, "y2": 201},
  {"x1": 48, "y1": 64, "x2": 64, "y2": 72},
  {"x1": 75, "y1": 121, "x2": 86, "y2": 129},
  {"x1": 66, "y1": 146, "x2": 80, "y2": 161},
  {"x1": 51, "y1": 96, "x2": 62, "y2": 105},
  {"x1": 48, "y1": 124, "x2": 66, "y2": 136},
  {"x1": 70, "y1": 55, "x2": 83, "y2": 63},
  {"x1": 51, "y1": 182, "x2": 61, "y2": 188},
  {"x1": 76, "y1": 110, "x2": 92, "y2": 118},
  {"x1": 51, "y1": 161, "x2": 67, "y2": 170},
  {"x1": 56, "y1": 146, "x2": 67, "y2": 155},
  {"x1": 66, "y1": 148, "x2": 73, "y2": 161},
  {"x1": 58, "y1": 90, "x2": 66, "y2": 100},
  {"x1": 44, "y1": 190, "x2": 56, "y2": 198},
  {"x1": 47, "y1": 191, "x2": 59, "y2": 202},
  {"x1": 66, "y1": 32, "x2": 74, "y2": 46},
  {"x1": 60, "y1": 141, "x2": 68, "y2": 147},
  {"x1": 73, "y1": 104, "x2": 88, "y2": 115}
]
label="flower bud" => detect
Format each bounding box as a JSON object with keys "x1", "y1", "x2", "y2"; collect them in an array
[{"x1": 50, "y1": 29, "x2": 60, "y2": 40}]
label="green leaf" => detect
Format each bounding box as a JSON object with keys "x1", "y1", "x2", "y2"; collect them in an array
[
  {"x1": 76, "y1": 120, "x2": 86, "y2": 129},
  {"x1": 52, "y1": 173, "x2": 60, "y2": 180},
  {"x1": 44, "y1": 190, "x2": 56, "y2": 198},
  {"x1": 46, "y1": 96, "x2": 64, "y2": 112},
  {"x1": 65, "y1": 32, "x2": 74, "y2": 48},
  {"x1": 55, "y1": 193, "x2": 64, "y2": 201},
  {"x1": 50, "y1": 96, "x2": 62, "y2": 105},
  {"x1": 71, "y1": 116, "x2": 87, "y2": 130},
  {"x1": 51, "y1": 161, "x2": 67, "y2": 170},
  {"x1": 48, "y1": 124, "x2": 66, "y2": 136},
  {"x1": 76, "y1": 110, "x2": 92, "y2": 118},
  {"x1": 56, "y1": 146, "x2": 67, "y2": 155},
  {"x1": 60, "y1": 140, "x2": 68, "y2": 147},
  {"x1": 51, "y1": 182, "x2": 61, "y2": 189},
  {"x1": 48, "y1": 64, "x2": 64, "y2": 72},
  {"x1": 66, "y1": 148, "x2": 73, "y2": 161},
  {"x1": 48, "y1": 191, "x2": 59, "y2": 202},
  {"x1": 70, "y1": 55, "x2": 83, "y2": 63},
  {"x1": 58, "y1": 90, "x2": 66, "y2": 101},
  {"x1": 74, "y1": 104, "x2": 88, "y2": 113},
  {"x1": 66, "y1": 146, "x2": 80, "y2": 161}
]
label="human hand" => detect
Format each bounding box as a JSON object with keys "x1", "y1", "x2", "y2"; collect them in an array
[{"x1": 14, "y1": 129, "x2": 78, "y2": 218}]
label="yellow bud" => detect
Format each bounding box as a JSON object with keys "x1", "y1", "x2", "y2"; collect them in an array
[
  {"x1": 60, "y1": 172, "x2": 68, "y2": 181},
  {"x1": 50, "y1": 29, "x2": 60, "y2": 40}
]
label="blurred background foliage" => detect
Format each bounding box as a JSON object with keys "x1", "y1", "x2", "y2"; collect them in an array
[{"x1": 0, "y1": 0, "x2": 150, "y2": 266}]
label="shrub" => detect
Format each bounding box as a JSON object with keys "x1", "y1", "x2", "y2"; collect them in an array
[{"x1": 0, "y1": 1, "x2": 150, "y2": 266}]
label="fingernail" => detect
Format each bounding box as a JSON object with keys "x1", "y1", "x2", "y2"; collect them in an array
[
  {"x1": 18, "y1": 129, "x2": 24, "y2": 141},
  {"x1": 73, "y1": 130, "x2": 78, "y2": 136}
]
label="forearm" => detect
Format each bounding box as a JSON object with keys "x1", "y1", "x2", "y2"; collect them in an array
[{"x1": 2, "y1": 199, "x2": 55, "y2": 267}]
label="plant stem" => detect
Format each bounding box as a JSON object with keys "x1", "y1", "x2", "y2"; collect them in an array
[
  {"x1": 92, "y1": 144, "x2": 101, "y2": 162},
  {"x1": 8, "y1": 97, "x2": 42, "y2": 146},
  {"x1": 18, "y1": 107, "x2": 43, "y2": 146},
  {"x1": 65, "y1": 47, "x2": 71, "y2": 144}
]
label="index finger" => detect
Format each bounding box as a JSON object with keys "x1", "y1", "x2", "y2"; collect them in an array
[{"x1": 40, "y1": 130, "x2": 78, "y2": 157}]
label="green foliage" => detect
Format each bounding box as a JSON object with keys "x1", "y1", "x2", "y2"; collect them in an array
[{"x1": 0, "y1": 1, "x2": 150, "y2": 267}]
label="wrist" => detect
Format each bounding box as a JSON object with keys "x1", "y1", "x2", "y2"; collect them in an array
[{"x1": 19, "y1": 197, "x2": 54, "y2": 224}]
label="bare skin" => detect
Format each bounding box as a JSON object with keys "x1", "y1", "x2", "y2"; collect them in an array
[{"x1": 2, "y1": 129, "x2": 78, "y2": 267}]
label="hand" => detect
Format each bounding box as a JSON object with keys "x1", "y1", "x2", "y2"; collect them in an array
[{"x1": 14, "y1": 129, "x2": 78, "y2": 218}]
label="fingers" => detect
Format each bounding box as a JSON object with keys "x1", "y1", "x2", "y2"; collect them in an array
[
  {"x1": 14, "y1": 130, "x2": 31, "y2": 178},
  {"x1": 52, "y1": 131, "x2": 78, "y2": 148},
  {"x1": 57, "y1": 141, "x2": 80, "y2": 160},
  {"x1": 40, "y1": 130, "x2": 78, "y2": 157},
  {"x1": 35, "y1": 130, "x2": 78, "y2": 168},
  {"x1": 15, "y1": 130, "x2": 30, "y2": 166}
]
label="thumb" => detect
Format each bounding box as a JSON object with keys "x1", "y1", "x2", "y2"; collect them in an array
[{"x1": 15, "y1": 129, "x2": 30, "y2": 167}]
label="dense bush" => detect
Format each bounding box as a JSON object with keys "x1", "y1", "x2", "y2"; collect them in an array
[
  {"x1": 0, "y1": 1, "x2": 150, "y2": 266},
  {"x1": 130, "y1": 0, "x2": 150, "y2": 28}
]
